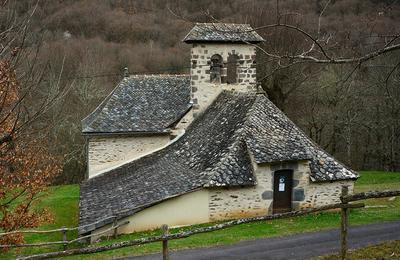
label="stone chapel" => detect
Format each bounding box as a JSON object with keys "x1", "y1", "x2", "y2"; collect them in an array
[{"x1": 79, "y1": 23, "x2": 358, "y2": 240}]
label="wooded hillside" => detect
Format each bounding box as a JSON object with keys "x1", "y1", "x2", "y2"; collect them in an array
[{"x1": 2, "y1": 0, "x2": 399, "y2": 183}]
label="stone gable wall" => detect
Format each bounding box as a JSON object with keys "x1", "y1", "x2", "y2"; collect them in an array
[
  {"x1": 208, "y1": 163, "x2": 272, "y2": 221},
  {"x1": 87, "y1": 135, "x2": 170, "y2": 178}
]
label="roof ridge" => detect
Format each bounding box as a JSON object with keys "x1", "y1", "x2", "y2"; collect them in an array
[
  {"x1": 183, "y1": 22, "x2": 265, "y2": 43},
  {"x1": 201, "y1": 91, "x2": 258, "y2": 187},
  {"x1": 195, "y1": 22, "x2": 251, "y2": 26},
  {"x1": 127, "y1": 74, "x2": 189, "y2": 78}
]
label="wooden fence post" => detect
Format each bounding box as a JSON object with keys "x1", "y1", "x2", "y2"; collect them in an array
[
  {"x1": 113, "y1": 217, "x2": 118, "y2": 239},
  {"x1": 161, "y1": 224, "x2": 169, "y2": 260},
  {"x1": 61, "y1": 227, "x2": 67, "y2": 251},
  {"x1": 340, "y1": 186, "x2": 349, "y2": 260}
]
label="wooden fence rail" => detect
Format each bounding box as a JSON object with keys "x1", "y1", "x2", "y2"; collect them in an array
[
  {"x1": 7, "y1": 188, "x2": 400, "y2": 260},
  {"x1": 341, "y1": 189, "x2": 400, "y2": 203},
  {"x1": 0, "y1": 221, "x2": 130, "y2": 249},
  {"x1": 0, "y1": 215, "x2": 120, "y2": 236}
]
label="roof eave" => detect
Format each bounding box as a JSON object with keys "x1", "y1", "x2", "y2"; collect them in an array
[
  {"x1": 311, "y1": 176, "x2": 359, "y2": 183},
  {"x1": 183, "y1": 39, "x2": 265, "y2": 44},
  {"x1": 82, "y1": 130, "x2": 172, "y2": 137}
]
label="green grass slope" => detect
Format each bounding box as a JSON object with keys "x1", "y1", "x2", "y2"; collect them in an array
[
  {"x1": 317, "y1": 240, "x2": 400, "y2": 259},
  {"x1": 2, "y1": 171, "x2": 399, "y2": 259}
]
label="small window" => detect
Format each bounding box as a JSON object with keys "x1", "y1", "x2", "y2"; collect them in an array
[
  {"x1": 210, "y1": 54, "x2": 223, "y2": 83},
  {"x1": 227, "y1": 54, "x2": 238, "y2": 84}
]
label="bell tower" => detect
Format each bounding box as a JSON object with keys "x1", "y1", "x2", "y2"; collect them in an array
[{"x1": 183, "y1": 23, "x2": 265, "y2": 115}]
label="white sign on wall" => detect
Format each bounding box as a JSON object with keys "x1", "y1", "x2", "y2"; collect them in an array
[{"x1": 279, "y1": 177, "x2": 285, "y2": 191}]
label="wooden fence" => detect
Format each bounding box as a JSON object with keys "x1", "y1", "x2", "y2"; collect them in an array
[
  {"x1": 0, "y1": 216, "x2": 129, "y2": 250},
  {"x1": 1, "y1": 187, "x2": 399, "y2": 260}
]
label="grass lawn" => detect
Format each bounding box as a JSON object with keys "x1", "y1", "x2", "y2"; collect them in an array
[
  {"x1": 1, "y1": 185, "x2": 80, "y2": 259},
  {"x1": 2, "y1": 171, "x2": 400, "y2": 259},
  {"x1": 316, "y1": 240, "x2": 400, "y2": 259}
]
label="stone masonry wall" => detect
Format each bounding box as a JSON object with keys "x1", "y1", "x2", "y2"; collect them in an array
[
  {"x1": 269, "y1": 160, "x2": 311, "y2": 211},
  {"x1": 87, "y1": 135, "x2": 170, "y2": 178},
  {"x1": 269, "y1": 160, "x2": 354, "y2": 210},
  {"x1": 300, "y1": 180, "x2": 354, "y2": 208},
  {"x1": 208, "y1": 160, "x2": 354, "y2": 221},
  {"x1": 190, "y1": 43, "x2": 257, "y2": 115},
  {"x1": 208, "y1": 164, "x2": 272, "y2": 221}
]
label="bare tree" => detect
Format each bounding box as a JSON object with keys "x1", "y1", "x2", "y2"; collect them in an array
[{"x1": 0, "y1": 0, "x2": 69, "y2": 246}]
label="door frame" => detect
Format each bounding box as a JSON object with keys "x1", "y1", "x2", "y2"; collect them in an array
[{"x1": 272, "y1": 169, "x2": 293, "y2": 214}]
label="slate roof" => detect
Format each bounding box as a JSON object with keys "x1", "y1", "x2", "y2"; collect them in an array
[
  {"x1": 79, "y1": 91, "x2": 358, "y2": 234},
  {"x1": 245, "y1": 96, "x2": 357, "y2": 182},
  {"x1": 81, "y1": 75, "x2": 191, "y2": 134},
  {"x1": 183, "y1": 23, "x2": 265, "y2": 43},
  {"x1": 79, "y1": 91, "x2": 256, "y2": 233}
]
